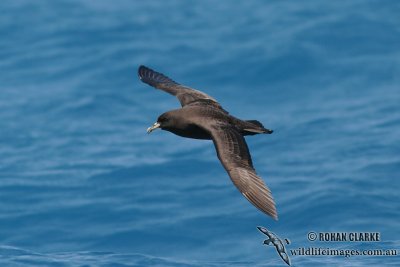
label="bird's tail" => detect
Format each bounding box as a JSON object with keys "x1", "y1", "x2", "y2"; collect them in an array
[{"x1": 242, "y1": 120, "x2": 273, "y2": 135}]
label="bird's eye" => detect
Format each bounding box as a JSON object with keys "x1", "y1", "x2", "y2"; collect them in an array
[{"x1": 159, "y1": 116, "x2": 168, "y2": 123}]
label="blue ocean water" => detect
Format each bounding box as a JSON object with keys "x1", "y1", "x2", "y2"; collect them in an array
[{"x1": 1, "y1": 0, "x2": 399, "y2": 266}]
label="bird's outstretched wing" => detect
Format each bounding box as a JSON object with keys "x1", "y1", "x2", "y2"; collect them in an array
[
  {"x1": 138, "y1": 65, "x2": 222, "y2": 108},
  {"x1": 209, "y1": 124, "x2": 278, "y2": 219}
]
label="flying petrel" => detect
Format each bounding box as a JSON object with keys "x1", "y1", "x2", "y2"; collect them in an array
[
  {"x1": 138, "y1": 65, "x2": 278, "y2": 220},
  {"x1": 257, "y1": 226, "x2": 291, "y2": 266}
]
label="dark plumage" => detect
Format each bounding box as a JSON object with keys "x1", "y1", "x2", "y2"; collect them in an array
[{"x1": 138, "y1": 65, "x2": 278, "y2": 220}]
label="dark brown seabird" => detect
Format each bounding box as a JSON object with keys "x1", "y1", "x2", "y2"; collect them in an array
[{"x1": 138, "y1": 65, "x2": 278, "y2": 220}]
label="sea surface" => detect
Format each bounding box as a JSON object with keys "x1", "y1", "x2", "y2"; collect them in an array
[{"x1": 1, "y1": 0, "x2": 399, "y2": 266}]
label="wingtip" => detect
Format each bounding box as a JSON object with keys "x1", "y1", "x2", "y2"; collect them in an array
[
  {"x1": 264, "y1": 210, "x2": 278, "y2": 220},
  {"x1": 138, "y1": 65, "x2": 149, "y2": 80},
  {"x1": 257, "y1": 226, "x2": 267, "y2": 233},
  {"x1": 265, "y1": 206, "x2": 278, "y2": 220},
  {"x1": 137, "y1": 65, "x2": 178, "y2": 87},
  {"x1": 271, "y1": 206, "x2": 279, "y2": 220}
]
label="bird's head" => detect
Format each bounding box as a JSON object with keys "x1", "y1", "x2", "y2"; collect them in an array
[{"x1": 147, "y1": 112, "x2": 174, "y2": 133}]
